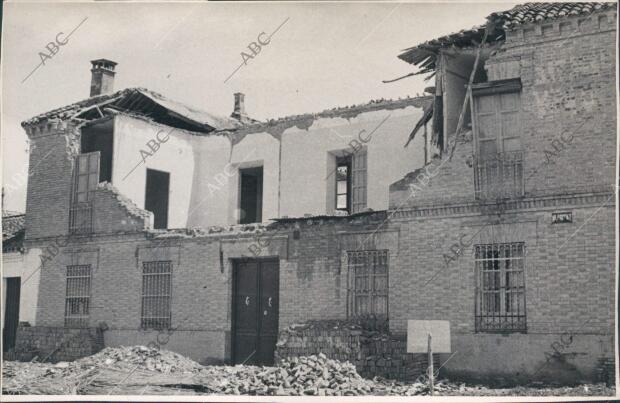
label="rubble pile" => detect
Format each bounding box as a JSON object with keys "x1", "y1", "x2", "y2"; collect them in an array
[
  {"x1": 76, "y1": 345, "x2": 204, "y2": 374},
  {"x1": 2, "y1": 346, "x2": 616, "y2": 396},
  {"x1": 199, "y1": 353, "x2": 413, "y2": 396}
]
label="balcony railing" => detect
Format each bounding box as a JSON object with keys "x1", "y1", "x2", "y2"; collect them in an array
[
  {"x1": 69, "y1": 202, "x2": 93, "y2": 235},
  {"x1": 474, "y1": 151, "x2": 524, "y2": 200}
]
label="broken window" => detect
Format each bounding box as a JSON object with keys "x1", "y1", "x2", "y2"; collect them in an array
[
  {"x1": 64, "y1": 265, "x2": 91, "y2": 327},
  {"x1": 81, "y1": 120, "x2": 113, "y2": 183},
  {"x1": 475, "y1": 243, "x2": 526, "y2": 333},
  {"x1": 347, "y1": 250, "x2": 388, "y2": 325},
  {"x1": 70, "y1": 152, "x2": 99, "y2": 235},
  {"x1": 145, "y1": 169, "x2": 170, "y2": 229},
  {"x1": 335, "y1": 156, "x2": 351, "y2": 212},
  {"x1": 239, "y1": 167, "x2": 263, "y2": 224},
  {"x1": 472, "y1": 80, "x2": 524, "y2": 199},
  {"x1": 141, "y1": 261, "x2": 172, "y2": 329}
]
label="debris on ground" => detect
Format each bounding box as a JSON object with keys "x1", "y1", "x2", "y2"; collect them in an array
[{"x1": 2, "y1": 346, "x2": 615, "y2": 396}]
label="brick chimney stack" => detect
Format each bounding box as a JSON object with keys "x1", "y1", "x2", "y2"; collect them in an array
[
  {"x1": 231, "y1": 92, "x2": 247, "y2": 120},
  {"x1": 90, "y1": 59, "x2": 117, "y2": 97}
]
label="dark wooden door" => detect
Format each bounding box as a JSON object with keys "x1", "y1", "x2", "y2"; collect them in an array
[
  {"x1": 232, "y1": 259, "x2": 279, "y2": 365},
  {"x1": 3, "y1": 277, "x2": 21, "y2": 352}
]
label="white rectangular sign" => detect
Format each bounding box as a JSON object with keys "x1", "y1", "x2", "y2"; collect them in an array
[{"x1": 407, "y1": 320, "x2": 451, "y2": 353}]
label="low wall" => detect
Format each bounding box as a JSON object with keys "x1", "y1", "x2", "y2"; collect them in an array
[
  {"x1": 442, "y1": 333, "x2": 616, "y2": 386},
  {"x1": 14, "y1": 325, "x2": 104, "y2": 362},
  {"x1": 275, "y1": 321, "x2": 435, "y2": 381}
]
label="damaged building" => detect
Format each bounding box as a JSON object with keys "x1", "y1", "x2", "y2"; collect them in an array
[
  {"x1": 7, "y1": 2, "x2": 617, "y2": 387},
  {"x1": 14, "y1": 56, "x2": 430, "y2": 373}
]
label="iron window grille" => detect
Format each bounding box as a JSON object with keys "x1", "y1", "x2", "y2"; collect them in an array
[
  {"x1": 141, "y1": 261, "x2": 172, "y2": 329},
  {"x1": 64, "y1": 265, "x2": 92, "y2": 327},
  {"x1": 346, "y1": 250, "x2": 389, "y2": 327},
  {"x1": 475, "y1": 242, "x2": 526, "y2": 333}
]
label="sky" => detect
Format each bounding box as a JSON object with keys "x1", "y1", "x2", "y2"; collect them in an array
[{"x1": 1, "y1": 0, "x2": 517, "y2": 213}]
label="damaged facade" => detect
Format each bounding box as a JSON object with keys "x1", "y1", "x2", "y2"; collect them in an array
[
  {"x1": 15, "y1": 56, "x2": 430, "y2": 369},
  {"x1": 2, "y1": 211, "x2": 40, "y2": 356},
  {"x1": 390, "y1": 2, "x2": 617, "y2": 384},
  {"x1": 9, "y1": 2, "x2": 617, "y2": 386}
]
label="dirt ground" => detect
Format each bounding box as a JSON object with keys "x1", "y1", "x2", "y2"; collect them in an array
[{"x1": 2, "y1": 346, "x2": 616, "y2": 396}]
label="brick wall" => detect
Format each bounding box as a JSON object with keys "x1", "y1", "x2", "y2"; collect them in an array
[
  {"x1": 390, "y1": 8, "x2": 616, "y2": 209},
  {"x1": 14, "y1": 324, "x2": 104, "y2": 362},
  {"x1": 23, "y1": 122, "x2": 79, "y2": 241},
  {"x1": 275, "y1": 320, "x2": 434, "y2": 381},
  {"x1": 32, "y1": 214, "x2": 396, "y2": 364},
  {"x1": 386, "y1": 9, "x2": 616, "y2": 384}
]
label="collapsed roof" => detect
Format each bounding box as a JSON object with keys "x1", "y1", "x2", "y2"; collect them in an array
[
  {"x1": 22, "y1": 85, "x2": 431, "y2": 138},
  {"x1": 398, "y1": 2, "x2": 616, "y2": 72},
  {"x1": 398, "y1": 2, "x2": 616, "y2": 147},
  {"x1": 2, "y1": 213, "x2": 25, "y2": 251},
  {"x1": 22, "y1": 87, "x2": 243, "y2": 133}
]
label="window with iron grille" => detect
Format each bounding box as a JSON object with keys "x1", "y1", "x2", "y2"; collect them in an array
[
  {"x1": 475, "y1": 243, "x2": 526, "y2": 333},
  {"x1": 347, "y1": 250, "x2": 388, "y2": 320},
  {"x1": 141, "y1": 261, "x2": 172, "y2": 329},
  {"x1": 65, "y1": 265, "x2": 92, "y2": 327}
]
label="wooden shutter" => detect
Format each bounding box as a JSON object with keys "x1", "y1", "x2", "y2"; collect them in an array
[
  {"x1": 351, "y1": 149, "x2": 367, "y2": 214},
  {"x1": 473, "y1": 92, "x2": 521, "y2": 156},
  {"x1": 74, "y1": 152, "x2": 100, "y2": 203},
  {"x1": 70, "y1": 152, "x2": 99, "y2": 234}
]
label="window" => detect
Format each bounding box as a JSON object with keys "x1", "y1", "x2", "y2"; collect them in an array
[
  {"x1": 141, "y1": 261, "x2": 172, "y2": 329},
  {"x1": 65, "y1": 265, "x2": 92, "y2": 327},
  {"x1": 347, "y1": 250, "x2": 388, "y2": 320},
  {"x1": 331, "y1": 149, "x2": 367, "y2": 214},
  {"x1": 475, "y1": 243, "x2": 526, "y2": 333},
  {"x1": 70, "y1": 152, "x2": 99, "y2": 234},
  {"x1": 145, "y1": 169, "x2": 170, "y2": 229},
  {"x1": 472, "y1": 80, "x2": 523, "y2": 199},
  {"x1": 81, "y1": 120, "x2": 113, "y2": 183},
  {"x1": 239, "y1": 167, "x2": 263, "y2": 224},
  {"x1": 335, "y1": 156, "x2": 351, "y2": 212}
]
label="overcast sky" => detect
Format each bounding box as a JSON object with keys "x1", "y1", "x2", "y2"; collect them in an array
[{"x1": 1, "y1": 1, "x2": 516, "y2": 212}]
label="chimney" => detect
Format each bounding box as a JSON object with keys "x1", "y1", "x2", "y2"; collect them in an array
[
  {"x1": 231, "y1": 92, "x2": 247, "y2": 120},
  {"x1": 90, "y1": 59, "x2": 117, "y2": 97}
]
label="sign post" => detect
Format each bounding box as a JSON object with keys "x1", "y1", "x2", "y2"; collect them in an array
[
  {"x1": 427, "y1": 333, "x2": 434, "y2": 395},
  {"x1": 407, "y1": 320, "x2": 451, "y2": 395}
]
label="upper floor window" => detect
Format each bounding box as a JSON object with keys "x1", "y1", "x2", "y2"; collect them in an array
[
  {"x1": 331, "y1": 149, "x2": 367, "y2": 214},
  {"x1": 81, "y1": 119, "x2": 113, "y2": 183},
  {"x1": 69, "y1": 152, "x2": 99, "y2": 235},
  {"x1": 336, "y1": 156, "x2": 351, "y2": 212},
  {"x1": 239, "y1": 166, "x2": 263, "y2": 224},
  {"x1": 145, "y1": 168, "x2": 170, "y2": 229},
  {"x1": 472, "y1": 79, "x2": 524, "y2": 200}
]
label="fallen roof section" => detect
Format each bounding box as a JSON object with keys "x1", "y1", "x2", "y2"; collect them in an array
[
  {"x1": 22, "y1": 87, "x2": 243, "y2": 133},
  {"x1": 224, "y1": 96, "x2": 432, "y2": 137},
  {"x1": 398, "y1": 2, "x2": 616, "y2": 70},
  {"x1": 2, "y1": 213, "x2": 25, "y2": 245}
]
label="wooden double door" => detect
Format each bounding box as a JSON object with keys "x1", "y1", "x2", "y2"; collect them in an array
[{"x1": 232, "y1": 259, "x2": 279, "y2": 365}]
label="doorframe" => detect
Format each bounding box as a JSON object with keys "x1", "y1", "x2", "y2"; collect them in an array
[
  {"x1": 230, "y1": 257, "x2": 279, "y2": 365},
  {"x1": 3, "y1": 277, "x2": 21, "y2": 353}
]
